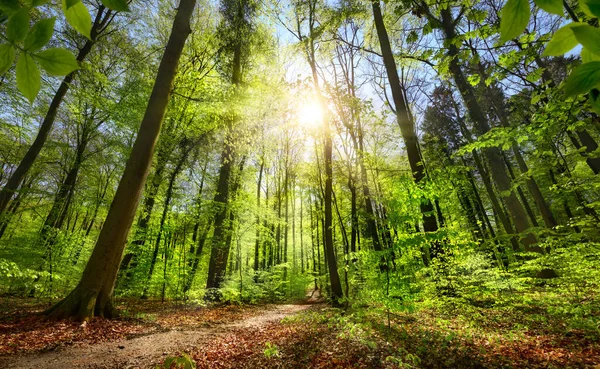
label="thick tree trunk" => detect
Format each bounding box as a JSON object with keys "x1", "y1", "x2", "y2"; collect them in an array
[
  {"x1": 119, "y1": 148, "x2": 169, "y2": 277},
  {"x1": 45, "y1": 0, "x2": 196, "y2": 320}
]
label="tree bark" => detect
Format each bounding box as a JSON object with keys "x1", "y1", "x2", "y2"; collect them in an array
[{"x1": 45, "y1": 0, "x2": 196, "y2": 320}]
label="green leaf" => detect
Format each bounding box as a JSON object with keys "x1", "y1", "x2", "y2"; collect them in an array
[
  {"x1": 0, "y1": 0, "x2": 21, "y2": 13},
  {"x1": 499, "y1": 0, "x2": 530, "y2": 43},
  {"x1": 542, "y1": 23, "x2": 580, "y2": 56},
  {"x1": 100, "y1": 0, "x2": 129, "y2": 12},
  {"x1": 16, "y1": 53, "x2": 40, "y2": 103},
  {"x1": 582, "y1": 48, "x2": 600, "y2": 63},
  {"x1": 564, "y1": 61, "x2": 600, "y2": 96},
  {"x1": 571, "y1": 25, "x2": 600, "y2": 56},
  {"x1": 534, "y1": 0, "x2": 563, "y2": 15},
  {"x1": 0, "y1": 43, "x2": 15, "y2": 75},
  {"x1": 24, "y1": 17, "x2": 55, "y2": 51},
  {"x1": 62, "y1": 0, "x2": 92, "y2": 39},
  {"x1": 581, "y1": 0, "x2": 600, "y2": 17},
  {"x1": 7, "y1": 7, "x2": 30, "y2": 42},
  {"x1": 35, "y1": 48, "x2": 79, "y2": 75}
]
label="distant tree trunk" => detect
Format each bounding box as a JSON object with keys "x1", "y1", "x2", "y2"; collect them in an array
[
  {"x1": 300, "y1": 189, "x2": 305, "y2": 274},
  {"x1": 283, "y1": 157, "x2": 289, "y2": 281},
  {"x1": 372, "y1": 0, "x2": 439, "y2": 260},
  {"x1": 254, "y1": 159, "x2": 263, "y2": 272},
  {"x1": 142, "y1": 141, "x2": 193, "y2": 298},
  {"x1": 46, "y1": 0, "x2": 196, "y2": 320},
  {"x1": 40, "y1": 135, "x2": 90, "y2": 253},
  {"x1": 72, "y1": 173, "x2": 110, "y2": 265},
  {"x1": 0, "y1": 7, "x2": 111, "y2": 216},
  {"x1": 438, "y1": 8, "x2": 538, "y2": 251}
]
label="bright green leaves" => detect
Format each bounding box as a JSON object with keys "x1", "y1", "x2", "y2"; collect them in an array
[
  {"x1": 534, "y1": 0, "x2": 563, "y2": 15},
  {"x1": 582, "y1": 48, "x2": 600, "y2": 63},
  {"x1": 24, "y1": 17, "x2": 55, "y2": 51},
  {"x1": 571, "y1": 25, "x2": 600, "y2": 56},
  {"x1": 35, "y1": 48, "x2": 79, "y2": 76},
  {"x1": 62, "y1": 0, "x2": 92, "y2": 39},
  {"x1": 101, "y1": 0, "x2": 130, "y2": 12},
  {"x1": 499, "y1": 0, "x2": 530, "y2": 43},
  {"x1": 543, "y1": 23, "x2": 580, "y2": 56},
  {"x1": 7, "y1": 7, "x2": 30, "y2": 42},
  {"x1": 564, "y1": 62, "x2": 600, "y2": 96},
  {"x1": 16, "y1": 53, "x2": 40, "y2": 103},
  {"x1": 0, "y1": 44, "x2": 15, "y2": 75}
]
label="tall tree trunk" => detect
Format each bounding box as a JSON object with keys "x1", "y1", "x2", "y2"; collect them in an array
[
  {"x1": 142, "y1": 142, "x2": 192, "y2": 298},
  {"x1": 372, "y1": 0, "x2": 439, "y2": 259},
  {"x1": 438, "y1": 8, "x2": 538, "y2": 251},
  {"x1": 254, "y1": 160, "x2": 263, "y2": 272},
  {"x1": 45, "y1": 0, "x2": 196, "y2": 320},
  {"x1": 40, "y1": 138, "x2": 89, "y2": 253}
]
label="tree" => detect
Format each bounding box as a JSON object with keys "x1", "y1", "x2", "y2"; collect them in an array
[{"x1": 45, "y1": 0, "x2": 197, "y2": 320}]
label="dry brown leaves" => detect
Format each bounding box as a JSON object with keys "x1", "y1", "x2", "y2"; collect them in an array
[{"x1": 0, "y1": 299, "x2": 263, "y2": 356}]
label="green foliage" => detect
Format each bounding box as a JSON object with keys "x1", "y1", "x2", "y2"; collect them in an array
[
  {"x1": 62, "y1": 0, "x2": 92, "y2": 39},
  {"x1": 542, "y1": 23, "x2": 579, "y2": 56},
  {"x1": 263, "y1": 342, "x2": 280, "y2": 358},
  {"x1": 0, "y1": 43, "x2": 15, "y2": 74},
  {"x1": 15, "y1": 53, "x2": 40, "y2": 103},
  {"x1": 35, "y1": 48, "x2": 79, "y2": 76},
  {"x1": 499, "y1": 0, "x2": 530, "y2": 43},
  {"x1": 24, "y1": 17, "x2": 55, "y2": 52},
  {"x1": 563, "y1": 61, "x2": 600, "y2": 96}
]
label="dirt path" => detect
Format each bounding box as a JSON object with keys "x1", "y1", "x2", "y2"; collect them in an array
[{"x1": 2, "y1": 304, "x2": 311, "y2": 369}]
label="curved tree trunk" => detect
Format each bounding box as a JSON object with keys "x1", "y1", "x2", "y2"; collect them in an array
[{"x1": 45, "y1": 0, "x2": 196, "y2": 321}]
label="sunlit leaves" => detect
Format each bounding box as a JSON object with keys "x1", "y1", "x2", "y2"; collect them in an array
[
  {"x1": 24, "y1": 17, "x2": 55, "y2": 51},
  {"x1": 499, "y1": 0, "x2": 530, "y2": 43},
  {"x1": 35, "y1": 48, "x2": 79, "y2": 76},
  {"x1": 16, "y1": 53, "x2": 40, "y2": 103},
  {"x1": 542, "y1": 23, "x2": 580, "y2": 56},
  {"x1": 7, "y1": 7, "x2": 30, "y2": 42},
  {"x1": 62, "y1": 0, "x2": 92, "y2": 39},
  {"x1": 582, "y1": 48, "x2": 600, "y2": 63},
  {"x1": 0, "y1": 44, "x2": 15, "y2": 75},
  {"x1": 571, "y1": 25, "x2": 600, "y2": 56},
  {"x1": 564, "y1": 62, "x2": 600, "y2": 96}
]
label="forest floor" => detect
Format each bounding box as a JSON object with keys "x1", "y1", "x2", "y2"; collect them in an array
[{"x1": 1, "y1": 292, "x2": 599, "y2": 368}]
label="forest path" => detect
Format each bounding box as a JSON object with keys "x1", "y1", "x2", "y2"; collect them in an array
[{"x1": 3, "y1": 304, "x2": 312, "y2": 369}]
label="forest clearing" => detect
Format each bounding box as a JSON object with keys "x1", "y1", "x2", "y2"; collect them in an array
[{"x1": 1, "y1": 0, "x2": 600, "y2": 367}]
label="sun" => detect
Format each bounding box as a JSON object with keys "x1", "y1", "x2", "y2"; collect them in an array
[{"x1": 298, "y1": 100, "x2": 324, "y2": 129}]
